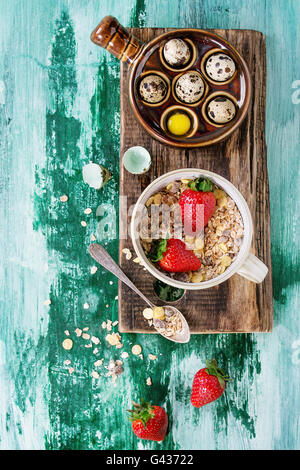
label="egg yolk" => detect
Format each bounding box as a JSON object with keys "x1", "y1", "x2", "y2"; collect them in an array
[{"x1": 167, "y1": 112, "x2": 191, "y2": 136}]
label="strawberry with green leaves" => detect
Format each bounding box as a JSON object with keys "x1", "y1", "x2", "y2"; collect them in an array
[
  {"x1": 149, "y1": 238, "x2": 201, "y2": 273},
  {"x1": 128, "y1": 399, "x2": 168, "y2": 442},
  {"x1": 191, "y1": 359, "x2": 230, "y2": 408},
  {"x1": 179, "y1": 178, "x2": 216, "y2": 235}
]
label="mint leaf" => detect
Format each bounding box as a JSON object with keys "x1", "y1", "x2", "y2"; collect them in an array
[
  {"x1": 188, "y1": 178, "x2": 214, "y2": 192},
  {"x1": 148, "y1": 239, "x2": 168, "y2": 263}
]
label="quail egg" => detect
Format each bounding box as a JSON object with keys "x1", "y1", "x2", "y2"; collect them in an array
[
  {"x1": 205, "y1": 53, "x2": 236, "y2": 82},
  {"x1": 175, "y1": 72, "x2": 205, "y2": 104},
  {"x1": 207, "y1": 96, "x2": 236, "y2": 124},
  {"x1": 163, "y1": 38, "x2": 191, "y2": 67},
  {"x1": 139, "y1": 74, "x2": 168, "y2": 104}
]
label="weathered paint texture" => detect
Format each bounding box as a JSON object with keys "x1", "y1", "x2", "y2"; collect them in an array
[{"x1": 0, "y1": 0, "x2": 299, "y2": 450}]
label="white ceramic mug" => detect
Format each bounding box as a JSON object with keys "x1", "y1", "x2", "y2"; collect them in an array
[{"x1": 130, "y1": 168, "x2": 268, "y2": 290}]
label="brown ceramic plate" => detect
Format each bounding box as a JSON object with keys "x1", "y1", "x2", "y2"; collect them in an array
[{"x1": 91, "y1": 17, "x2": 251, "y2": 148}]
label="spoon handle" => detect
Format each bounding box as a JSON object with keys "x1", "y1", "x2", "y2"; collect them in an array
[{"x1": 88, "y1": 243, "x2": 155, "y2": 309}]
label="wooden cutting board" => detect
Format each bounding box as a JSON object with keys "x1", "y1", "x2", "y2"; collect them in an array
[{"x1": 118, "y1": 28, "x2": 273, "y2": 333}]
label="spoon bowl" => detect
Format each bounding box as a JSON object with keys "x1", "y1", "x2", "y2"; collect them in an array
[{"x1": 88, "y1": 243, "x2": 190, "y2": 343}]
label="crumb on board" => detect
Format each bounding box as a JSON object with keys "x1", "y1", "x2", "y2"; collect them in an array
[
  {"x1": 94, "y1": 359, "x2": 104, "y2": 367},
  {"x1": 106, "y1": 332, "x2": 122, "y2": 347},
  {"x1": 62, "y1": 338, "x2": 73, "y2": 350},
  {"x1": 148, "y1": 354, "x2": 157, "y2": 361},
  {"x1": 131, "y1": 344, "x2": 142, "y2": 356},
  {"x1": 91, "y1": 370, "x2": 100, "y2": 379},
  {"x1": 122, "y1": 248, "x2": 132, "y2": 260},
  {"x1": 146, "y1": 377, "x2": 152, "y2": 386},
  {"x1": 91, "y1": 336, "x2": 100, "y2": 345}
]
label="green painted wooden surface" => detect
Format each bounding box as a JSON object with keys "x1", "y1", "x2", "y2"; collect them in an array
[{"x1": 0, "y1": 0, "x2": 299, "y2": 450}]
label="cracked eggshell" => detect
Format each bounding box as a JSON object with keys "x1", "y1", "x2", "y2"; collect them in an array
[
  {"x1": 83, "y1": 162, "x2": 111, "y2": 190},
  {"x1": 207, "y1": 97, "x2": 236, "y2": 124},
  {"x1": 139, "y1": 74, "x2": 168, "y2": 104},
  {"x1": 205, "y1": 53, "x2": 236, "y2": 82},
  {"x1": 175, "y1": 72, "x2": 205, "y2": 104},
  {"x1": 163, "y1": 38, "x2": 191, "y2": 66}
]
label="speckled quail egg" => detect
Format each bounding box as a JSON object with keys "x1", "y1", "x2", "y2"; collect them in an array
[
  {"x1": 163, "y1": 38, "x2": 191, "y2": 67},
  {"x1": 205, "y1": 53, "x2": 236, "y2": 82},
  {"x1": 207, "y1": 96, "x2": 236, "y2": 124},
  {"x1": 175, "y1": 71, "x2": 205, "y2": 104},
  {"x1": 139, "y1": 74, "x2": 168, "y2": 104}
]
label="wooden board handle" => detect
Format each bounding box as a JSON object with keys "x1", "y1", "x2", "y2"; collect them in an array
[{"x1": 90, "y1": 16, "x2": 143, "y2": 65}]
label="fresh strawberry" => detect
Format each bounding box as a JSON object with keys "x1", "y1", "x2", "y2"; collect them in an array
[
  {"x1": 191, "y1": 359, "x2": 230, "y2": 408},
  {"x1": 179, "y1": 178, "x2": 216, "y2": 235},
  {"x1": 149, "y1": 238, "x2": 201, "y2": 273},
  {"x1": 128, "y1": 399, "x2": 168, "y2": 442}
]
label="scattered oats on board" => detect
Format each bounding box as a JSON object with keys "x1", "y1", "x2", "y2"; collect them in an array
[
  {"x1": 68, "y1": 367, "x2": 75, "y2": 375},
  {"x1": 81, "y1": 221, "x2": 87, "y2": 227},
  {"x1": 146, "y1": 377, "x2": 152, "y2": 386},
  {"x1": 115, "y1": 295, "x2": 118, "y2": 300},
  {"x1": 83, "y1": 327, "x2": 89, "y2": 331},
  {"x1": 85, "y1": 343, "x2": 92, "y2": 348},
  {"x1": 82, "y1": 333, "x2": 90, "y2": 340},
  {"x1": 131, "y1": 344, "x2": 142, "y2": 356},
  {"x1": 148, "y1": 354, "x2": 157, "y2": 361},
  {"x1": 121, "y1": 351, "x2": 129, "y2": 359},
  {"x1": 106, "y1": 359, "x2": 123, "y2": 383},
  {"x1": 112, "y1": 321, "x2": 118, "y2": 327},
  {"x1": 91, "y1": 234, "x2": 96, "y2": 241},
  {"x1": 91, "y1": 266, "x2": 98, "y2": 275},
  {"x1": 101, "y1": 321, "x2": 107, "y2": 329},
  {"x1": 64, "y1": 359, "x2": 71, "y2": 366},
  {"x1": 64, "y1": 330, "x2": 70, "y2": 336},
  {"x1": 84, "y1": 208, "x2": 92, "y2": 215},
  {"x1": 60, "y1": 195, "x2": 68, "y2": 202},
  {"x1": 109, "y1": 281, "x2": 113, "y2": 285},
  {"x1": 106, "y1": 320, "x2": 112, "y2": 331},
  {"x1": 44, "y1": 299, "x2": 51, "y2": 306},
  {"x1": 143, "y1": 308, "x2": 153, "y2": 320},
  {"x1": 91, "y1": 370, "x2": 100, "y2": 379},
  {"x1": 62, "y1": 338, "x2": 73, "y2": 350},
  {"x1": 122, "y1": 248, "x2": 132, "y2": 260},
  {"x1": 94, "y1": 359, "x2": 104, "y2": 367},
  {"x1": 91, "y1": 336, "x2": 100, "y2": 345},
  {"x1": 93, "y1": 348, "x2": 99, "y2": 355},
  {"x1": 83, "y1": 303, "x2": 89, "y2": 309},
  {"x1": 75, "y1": 328, "x2": 82, "y2": 337},
  {"x1": 106, "y1": 332, "x2": 122, "y2": 347}
]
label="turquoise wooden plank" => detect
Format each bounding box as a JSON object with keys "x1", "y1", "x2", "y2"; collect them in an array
[{"x1": 0, "y1": 0, "x2": 299, "y2": 450}]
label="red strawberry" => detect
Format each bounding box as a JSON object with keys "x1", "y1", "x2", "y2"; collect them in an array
[
  {"x1": 128, "y1": 399, "x2": 168, "y2": 442},
  {"x1": 191, "y1": 359, "x2": 230, "y2": 408},
  {"x1": 179, "y1": 178, "x2": 216, "y2": 235},
  {"x1": 150, "y1": 238, "x2": 201, "y2": 272}
]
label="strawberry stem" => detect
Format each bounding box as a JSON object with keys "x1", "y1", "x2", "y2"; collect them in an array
[
  {"x1": 205, "y1": 358, "x2": 230, "y2": 388},
  {"x1": 128, "y1": 398, "x2": 155, "y2": 428}
]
